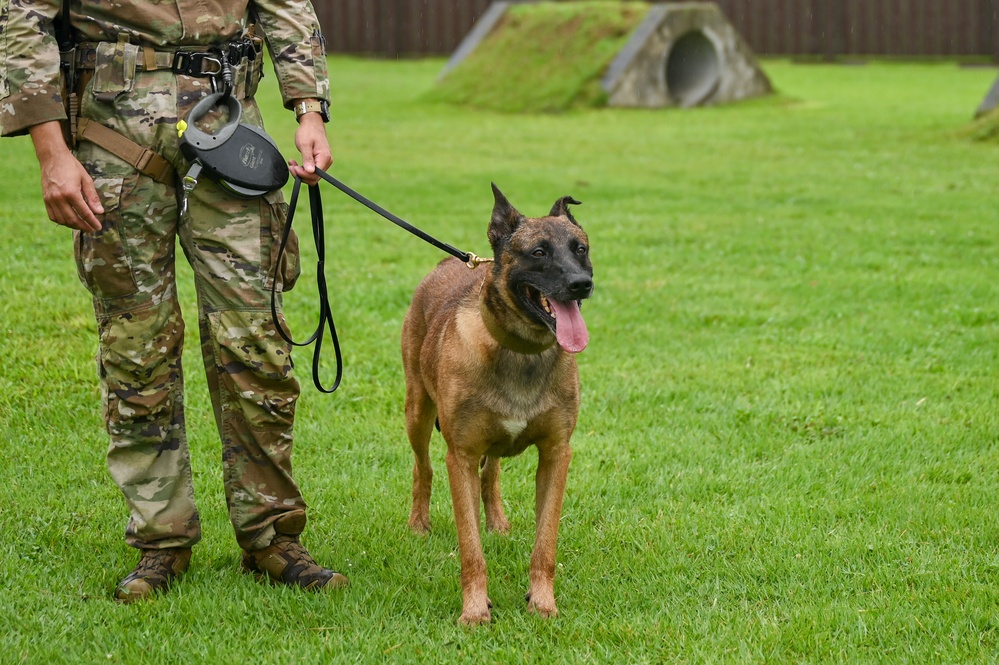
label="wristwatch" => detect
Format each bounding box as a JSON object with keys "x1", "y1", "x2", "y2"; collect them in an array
[{"x1": 294, "y1": 99, "x2": 330, "y2": 123}]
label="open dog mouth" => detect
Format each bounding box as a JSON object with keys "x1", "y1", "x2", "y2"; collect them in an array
[{"x1": 524, "y1": 285, "x2": 589, "y2": 353}]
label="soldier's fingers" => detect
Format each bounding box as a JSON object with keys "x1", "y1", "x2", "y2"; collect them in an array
[
  {"x1": 82, "y1": 178, "x2": 105, "y2": 217},
  {"x1": 287, "y1": 160, "x2": 316, "y2": 184},
  {"x1": 53, "y1": 198, "x2": 100, "y2": 232},
  {"x1": 305, "y1": 138, "x2": 332, "y2": 171},
  {"x1": 314, "y1": 147, "x2": 332, "y2": 172},
  {"x1": 43, "y1": 201, "x2": 61, "y2": 226},
  {"x1": 67, "y1": 193, "x2": 102, "y2": 231},
  {"x1": 75, "y1": 210, "x2": 103, "y2": 232}
]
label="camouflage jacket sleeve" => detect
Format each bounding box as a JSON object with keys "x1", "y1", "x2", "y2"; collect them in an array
[
  {"x1": 250, "y1": 0, "x2": 330, "y2": 110},
  {"x1": 0, "y1": 0, "x2": 67, "y2": 137}
]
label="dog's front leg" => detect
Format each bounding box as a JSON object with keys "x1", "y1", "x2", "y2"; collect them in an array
[
  {"x1": 527, "y1": 440, "x2": 572, "y2": 618},
  {"x1": 445, "y1": 446, "x2": 491, "y2": 625}
]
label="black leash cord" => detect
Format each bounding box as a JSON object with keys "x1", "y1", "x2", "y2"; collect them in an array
[
  {"x1": 270, "y1": 176, "x2": 343, "y2": 393},
  {"x1": 312, "y1": 167, "x2": 472, "y2": 263},
  {"x1": 270, "y1": 168, "x2": 485, "y2": 393}
]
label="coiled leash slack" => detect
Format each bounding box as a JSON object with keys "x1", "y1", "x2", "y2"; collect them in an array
[{"x1": 270, "y1": 167, "x2": 492, "y2": 393}]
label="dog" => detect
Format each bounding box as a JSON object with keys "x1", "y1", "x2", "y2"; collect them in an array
[{"x1": 401, "y1": 184, "x2": 593, "y2": 625}]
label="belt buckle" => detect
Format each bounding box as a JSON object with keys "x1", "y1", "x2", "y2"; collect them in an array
[{"x1": 172, "y1": 51, "x2": 223, "y2": 77}]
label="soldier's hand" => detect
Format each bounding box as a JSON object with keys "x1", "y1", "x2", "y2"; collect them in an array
[
  {"x1": 290, "y1": 114, "x2": 332, "y2": 186},
  {"x1": 29, "y1": 121, "x2": 103, "y2": 232}
]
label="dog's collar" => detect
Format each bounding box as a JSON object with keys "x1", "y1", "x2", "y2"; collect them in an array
[{"x1": 479, "y1": 292, "x2": 555, "y2": 355}]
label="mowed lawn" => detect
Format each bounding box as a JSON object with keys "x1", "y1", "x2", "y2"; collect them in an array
[{"x1": 1, "y1": 56, "x2": 998, "y2": 663}]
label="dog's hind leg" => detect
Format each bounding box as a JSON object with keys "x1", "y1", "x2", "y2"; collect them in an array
[
  {"x1": 480, "y1": 456, "x2": 511, "y2": 534},
  {"x1": 406, "y1": 388, "x2": 437, "y2": 534}
]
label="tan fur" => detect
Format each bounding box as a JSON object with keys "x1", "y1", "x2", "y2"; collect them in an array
[{"x1": 402, "y1": 200, "x2": 590, "y2": 625}]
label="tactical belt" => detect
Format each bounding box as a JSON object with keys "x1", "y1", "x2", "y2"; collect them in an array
[{"x1": 73, "y1": 40, "x2": 261, "y2": 77}]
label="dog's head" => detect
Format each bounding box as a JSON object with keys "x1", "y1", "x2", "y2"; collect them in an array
[{"x1": 487, "y1": 184, "x2": 594, "y2": 353}]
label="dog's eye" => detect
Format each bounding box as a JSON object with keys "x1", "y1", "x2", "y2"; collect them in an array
[
  {"x1": 576, "y1": 245, "x2": 588, "y2": 256},
  {"x1": 532, "y1": 249, "x2": 546, "y2": 258}
]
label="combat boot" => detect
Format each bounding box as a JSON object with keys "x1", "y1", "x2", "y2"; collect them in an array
[
  {"x1": 242, "y1": 535, "x2": 349, "y2": 591},
  {"x1": 114, "y1": 547, "x2": 192, "y2": 603}
]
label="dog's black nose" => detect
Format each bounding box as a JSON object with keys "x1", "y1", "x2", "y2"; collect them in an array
[{"x1": 568, "y1": 277, "x2": 593, "y2": 299}]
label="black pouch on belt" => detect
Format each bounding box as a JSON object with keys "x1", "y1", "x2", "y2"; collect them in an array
[{"x1": 178, "y1": 91, "x2": 289, "y2": 197}]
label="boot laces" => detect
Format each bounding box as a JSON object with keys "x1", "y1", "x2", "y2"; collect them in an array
[{"x1": 135, "y1": 549, "x2": 180, "y2": 577}]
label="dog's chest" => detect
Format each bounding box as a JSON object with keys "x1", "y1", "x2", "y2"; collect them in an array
[
  {"x1": 485, "y1": 351, "x2": 557, "y2": 415},
  {"x1": 477, "y1": 353, "x2": 562, "y2": 456}
]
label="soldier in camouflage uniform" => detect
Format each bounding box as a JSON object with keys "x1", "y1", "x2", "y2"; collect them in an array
[{"x1": 1, "y1": 0, "x2": 348, "y2": 600}]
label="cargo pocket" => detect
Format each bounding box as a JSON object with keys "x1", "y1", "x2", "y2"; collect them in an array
[
  {"x1": 91, "y1": 38, "x2": 139, "y2": 103},
  {"x1": 74, "y1": 174, "x2": 140, "y2": 301},
  {"x1": 262, "y1": 189, "x2": 300, "y2": 293},
  {"x1": 206, "y1": 309, "x2": 297, "y2": 431}
]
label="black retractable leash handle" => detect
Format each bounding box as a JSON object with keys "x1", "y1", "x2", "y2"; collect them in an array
[{"x1": 270, "y1": 167, "x2": 490, "y2": 393}]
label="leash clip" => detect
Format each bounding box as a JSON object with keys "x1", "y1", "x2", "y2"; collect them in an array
[
  {"x1": 179, "y1": 161, "x2": 202, "y2": 218},
  {"x1": 464, "y1": 252, "x2": 494, "y2": 270}
]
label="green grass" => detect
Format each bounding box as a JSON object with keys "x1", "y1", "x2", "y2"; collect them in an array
[
  {"x1": 2, "y1": 57, "x2": 999, "y2": 663},
  {"x1": 430, "y1": 1, "x2": 649, "y2": 113}
]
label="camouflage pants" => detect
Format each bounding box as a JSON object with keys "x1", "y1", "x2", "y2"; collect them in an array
[{"x1": 73, "y1": 64, "x2": 306, "y2": 552}]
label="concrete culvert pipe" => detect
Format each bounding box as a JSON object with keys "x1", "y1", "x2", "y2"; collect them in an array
[{"x1": 665, "y1": 30, "x2": 721, "y2": 107}]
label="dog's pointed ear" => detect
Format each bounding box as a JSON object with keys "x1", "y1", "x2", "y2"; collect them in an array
[
  {"x1": 550, "y1": 196, "x2": 582, "y2": 224},
  {"x1": 488, "y1": 183, "x2": 524, "y2": 249}
]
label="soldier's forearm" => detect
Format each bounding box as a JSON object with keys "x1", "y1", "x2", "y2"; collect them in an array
[{"x1": 29, "y1": 121, "x2": 72, "y2": 166}]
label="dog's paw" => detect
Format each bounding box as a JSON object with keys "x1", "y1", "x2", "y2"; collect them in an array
[
  {"x1": 407, "y1": 515, "x2": 431, "y2": 535},
  {"x1": 485, "y1": 515, "x2": 511, "y2": 535},
  {"x1": 526, "y1": 592, "x2": 559, "y2": 619},
  {"x1": 458, "y1": 607, "x2": 492, "y2": 626}
]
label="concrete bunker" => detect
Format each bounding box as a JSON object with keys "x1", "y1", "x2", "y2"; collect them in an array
[{"x1": 602, "y1": 2, "x2": 772, "y2": 108}]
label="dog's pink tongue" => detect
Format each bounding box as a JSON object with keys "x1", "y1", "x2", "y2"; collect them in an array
[{"x1": 550, "y1": 299, "x2": 589, "y2": 353}]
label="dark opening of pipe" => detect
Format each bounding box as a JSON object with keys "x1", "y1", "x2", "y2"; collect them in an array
[{"x1": 665, "y1": 30, "x2": 721, "y2": 106}]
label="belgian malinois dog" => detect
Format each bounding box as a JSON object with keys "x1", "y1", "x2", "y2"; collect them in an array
[{"x1": 401, "y1": 184, "x2": 593, "y2": 625}]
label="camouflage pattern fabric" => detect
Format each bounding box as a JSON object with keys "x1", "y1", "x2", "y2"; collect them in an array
[
  {"x1": 2, "y1": 0, "x2": 327, "y2": 552},
  {"x1": 0, "y1": 0, "x2": 330, "y2": 137},
  {"x1": 72, "y1": 61, "x2": 308, "y2": 551}
]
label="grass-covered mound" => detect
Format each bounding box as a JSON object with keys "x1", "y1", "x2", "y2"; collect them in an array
[
  {"x1": 430, "y1": 1, "x2": 649, "y2": 113},
  {"x1": 962, "y1": 107, "x2": 999, "y2": 143}
]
